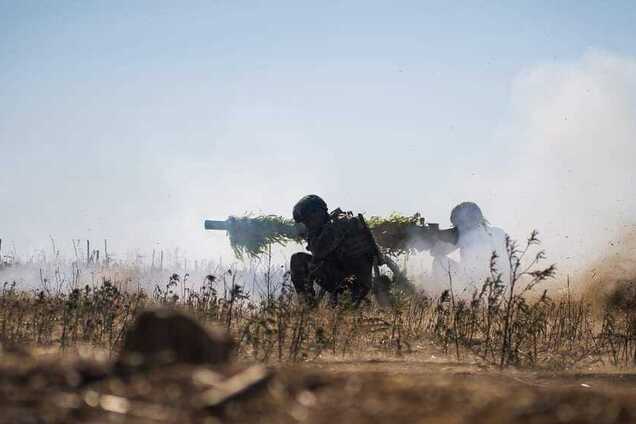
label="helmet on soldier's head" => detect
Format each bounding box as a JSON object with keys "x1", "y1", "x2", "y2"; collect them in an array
[
  {"x1": 293, "y1": 195, "x2": 328, "y2": 223},
  {"x1": 450, "y1": 201, "x2": 486, "y2": 231}
]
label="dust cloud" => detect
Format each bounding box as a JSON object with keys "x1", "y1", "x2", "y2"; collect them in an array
[{"x1": 468, "y1": 50, "x2": 636, "y2": 284}]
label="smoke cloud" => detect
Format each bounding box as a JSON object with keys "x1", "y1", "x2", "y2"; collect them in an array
[{"x1": 469, "y1": 50, "x2": 636, "y2": 279}]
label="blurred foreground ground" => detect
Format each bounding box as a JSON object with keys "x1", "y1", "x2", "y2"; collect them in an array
[{"x1": 2, "y1": 347, "x2": 635, "y2": 424}]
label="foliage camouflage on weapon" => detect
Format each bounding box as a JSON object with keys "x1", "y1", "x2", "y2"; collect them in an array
[
  {"x1": 366, "y1": 213, "x2": 423, "y2": 256},
  {"x1": 225, "y1": 215, "x2": 303, "y2": 259},
  {"x1": 220, "y1": 213, "x2": 426, "y2": 258}
]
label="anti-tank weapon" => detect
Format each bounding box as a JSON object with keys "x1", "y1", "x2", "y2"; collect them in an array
[
  {"x1": 204, "y1": 216, "x2": 306, "y2": 259},
  {"x1": 409, "y1": 222, "x2": 459, "y2": 250},
  {"x1": 204, "y1": 213, "x2": 458, "y2": 259},
  {"x1": 366, "y1": 213, "x2": 458, "y2": 256}
]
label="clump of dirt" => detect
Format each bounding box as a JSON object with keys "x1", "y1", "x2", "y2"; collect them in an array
[
  {"x1": 579, "y1": 229, "x2": 636, "y2": 314},
  {"x1": 605, "y1": 280, "x2": 636, "y2": 314},
  {"x1": 117, "y1": 308, "x2": 234, "y2": 370}
]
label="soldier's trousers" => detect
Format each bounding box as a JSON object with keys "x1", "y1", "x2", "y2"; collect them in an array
[{"x1": 290, "y1": 252, "x2": 372, "y2": 304}]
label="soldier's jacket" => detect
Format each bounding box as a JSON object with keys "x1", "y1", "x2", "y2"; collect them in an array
[{"x1": 304, "y1": 208, "x2": 375, "y2": 262}]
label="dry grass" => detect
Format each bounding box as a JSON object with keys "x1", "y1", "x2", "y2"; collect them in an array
[
  {"x1": 1, "y1": 232, "x2": 634, "y2": 369},
  {"x1": 1, "y1": 264, "x2": 634, "y2": 370}
]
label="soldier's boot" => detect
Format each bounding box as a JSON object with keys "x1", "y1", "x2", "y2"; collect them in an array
[
  {"x1": 328, "y1": 290, "x2": 339, "y2": 307},
  {"x1": 347, "y1": 261, "x2": 373, "y2": 307},
  {"x1": 290, "y1": 252, "x2": 316, "y2": 304},
  {"x1": 372, "y1": 274, "x2": 393, "y2": 307},
  {"x1": 351, "y1": 280, "x2": 371, "y2": 306}
]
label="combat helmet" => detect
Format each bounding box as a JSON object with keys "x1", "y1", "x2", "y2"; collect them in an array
[
  {"x1": 450, "y1": 201, "x2": 487, "y2": 230},
  {"x1": 293, "y1": 195, "x2": 328, "y2": 223}
]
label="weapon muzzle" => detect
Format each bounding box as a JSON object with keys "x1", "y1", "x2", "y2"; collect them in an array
[{"x1": 204, "y1": 220, "x2": 229, "y2": 230}]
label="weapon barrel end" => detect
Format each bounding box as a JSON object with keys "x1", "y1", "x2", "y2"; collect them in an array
[{"x1": 204, "y1": 220, "x2": 228, "y2": 230}]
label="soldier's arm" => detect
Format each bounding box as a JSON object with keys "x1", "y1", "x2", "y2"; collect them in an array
[{"x1": 430, "y1": 240, "x2": 457, "y2": 258}]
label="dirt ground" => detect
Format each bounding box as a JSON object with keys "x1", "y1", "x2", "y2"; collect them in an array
[{"x1": 2, "y1": 345, "x2": 635, "y2": 424}]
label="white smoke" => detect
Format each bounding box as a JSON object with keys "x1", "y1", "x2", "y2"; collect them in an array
[{"x1": 480, "y1": 50, "x2": 636, "y2": 277}]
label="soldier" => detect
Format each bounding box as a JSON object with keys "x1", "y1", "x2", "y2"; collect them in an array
[
  {"x1": 290, "y1": 195, "x2": 376, "y2": 305},
  {"x1": 430, "y1": 202, "x2": 508, "y2": 296}
]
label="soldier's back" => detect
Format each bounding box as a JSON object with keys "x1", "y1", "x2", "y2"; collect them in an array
[{"x1": 328, "y1": 209, "x2": 375, "y2": 260}]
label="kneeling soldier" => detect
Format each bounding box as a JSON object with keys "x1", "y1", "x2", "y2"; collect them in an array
[{"x1": 290, "y1": 195, "x2": 376, "y2": 305}]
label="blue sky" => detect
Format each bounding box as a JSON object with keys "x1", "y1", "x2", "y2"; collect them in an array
[{"x1": 1, "y1": 1, "x2": 635, "y2": 269}]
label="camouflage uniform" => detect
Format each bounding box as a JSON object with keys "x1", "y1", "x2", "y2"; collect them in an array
[{"x1": 290, "y1": 195, "x2": 375, "y2": 305}]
